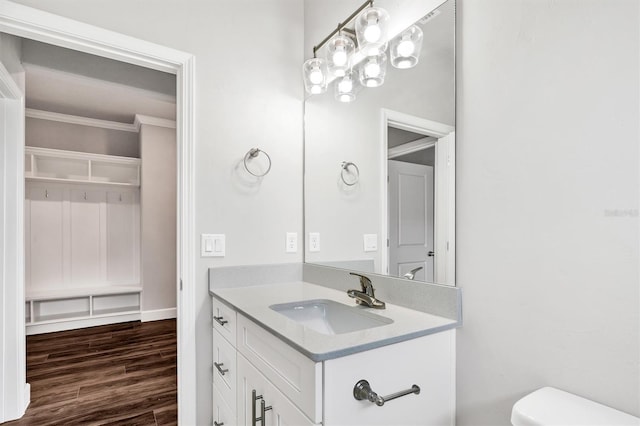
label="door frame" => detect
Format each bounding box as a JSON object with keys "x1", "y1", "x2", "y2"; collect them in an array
[
  {"x1": 380, "y1": 108, "x2": 455, "y2": 285},
  {"x1": 0, "y1": 2, "x2": 197, "y2": 424}
]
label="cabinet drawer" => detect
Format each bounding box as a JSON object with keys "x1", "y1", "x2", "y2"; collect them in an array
[
  {"x1": 237, "y1": 353, "x2": 316, "y2": 426},
  {"x1": 323, "y1": 330, "x2": 455, "y2": 426},
  {"x1": 213, "y1": 329, "x2": 237, "y2": 413},
  {"x1": 236, "y1": 314, "x2": 322, "y2": 423},
  {"x1": 213, "y1": 296, "x2": 237, "y2": 346},
  {"x1": 213, "y1": 384, "x2": 236, "y2": 426}
]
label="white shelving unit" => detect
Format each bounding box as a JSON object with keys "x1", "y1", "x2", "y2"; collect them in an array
[
  {"x1": 25, "y1": 286, "x2": 142, "y2": 335},
  {"x1": 25, "y1": 146, "x2": 141, "y2": 186},
  {"x1": 24, "y1": 146, "x2": 143, "y2": 334}
]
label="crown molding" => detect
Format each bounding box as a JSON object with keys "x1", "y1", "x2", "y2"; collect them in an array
[
  {"x1": 388, "y1": 137, "x2": 436, "y2": 159},
  {"x1": 25, "y1": 108, "x2": 138, "y2": 132},
  {"x1": 134, "y1": 114, "x2": 177, "y2": 131}
]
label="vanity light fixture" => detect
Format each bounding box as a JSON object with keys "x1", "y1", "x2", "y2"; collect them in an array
[
  {"x1": 390, "y1": 25, "x2": 423, "y2": 69},
  {"x1": 303, "y1": 0, "x2": 384, "y2": 99},
  {"x1": 303, "y1": 0, "x2": 424, "y2": 101}
]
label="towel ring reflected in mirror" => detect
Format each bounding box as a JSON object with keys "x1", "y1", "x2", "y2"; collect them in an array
[
  {"x1": 244, "y1": 148, "x2": 272, "y2": 177},
  {"x1": 341, "y1": 161, "x2": 360, "y2": 186}
]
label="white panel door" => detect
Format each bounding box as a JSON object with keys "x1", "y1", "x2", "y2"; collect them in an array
[
  {"x1": 388, "y1": 160, "x2": 434, "y2": 281},
  {"x1": 106, "y1": 190, "x2": 139, "y2": 283},
  {"x1": 27, "y1": 186, "x2": 65, "y2": 290},
  {"x1": 70, "y1": 189, "x2": 104, "y2": 286}
]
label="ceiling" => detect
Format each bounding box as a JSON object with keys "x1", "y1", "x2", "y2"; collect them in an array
[{"x1": 22, "y1": 40, "x2": 176, "y2": 123}]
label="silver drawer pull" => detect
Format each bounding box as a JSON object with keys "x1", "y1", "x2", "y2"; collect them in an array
[
  {"x1": 214, "y1": 362, "x2": 229, "y2": 375},
  {"x1": 353, "y1": 379, "x2": 420, "y2": 407},
  {"x1": 214, "y1": 316, "x2": 228, "y2": 326},
  {"x1": 214, "y1": 422, "x2": 224, "y2": 426},
  {"x1": 252, "y1": 390, "x2": 272, "y2": 426}
]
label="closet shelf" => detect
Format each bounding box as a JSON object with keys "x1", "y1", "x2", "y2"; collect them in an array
[{"x1": 25, "y1": 146, "x2": 141, "y2": 187}]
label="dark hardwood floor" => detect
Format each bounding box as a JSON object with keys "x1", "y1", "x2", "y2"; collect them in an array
[{"x1": 6, "y1": 320, "x2": 177, "y2": 426}]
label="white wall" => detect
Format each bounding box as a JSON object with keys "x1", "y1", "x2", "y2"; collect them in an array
[
  {"x1": 140, "y1": 123, "x2": 176, "y2": 315},
  {"x1": 304, "y1": 0, "x2": 454, "y2": 272},
  {"x1": 8, "y1": 1, "x2": 305, "y2": 424},
  {"x1": 456, "y1": 0, "x2": 639, "y2": 423},
  {"x1": 26, "y1": 118, "x2": 139, "y2": 157}
]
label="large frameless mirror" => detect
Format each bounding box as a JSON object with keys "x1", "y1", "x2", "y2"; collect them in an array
[{"x1": 303, "y1": 0, "x2": 455, "y2": 285}]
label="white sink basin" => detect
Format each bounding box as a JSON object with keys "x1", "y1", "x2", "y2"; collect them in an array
[{"x1": 269, "y1": 299, "x2": 393, "y2": 335}]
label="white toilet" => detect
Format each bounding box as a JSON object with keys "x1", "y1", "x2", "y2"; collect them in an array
[{"x1": 511, "y1": 387, "x2": 640, "y2": 426}]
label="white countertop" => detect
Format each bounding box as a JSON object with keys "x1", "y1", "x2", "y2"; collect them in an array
[{"x1": 211, "y1": 281, "x2": 458, "y2": 361}]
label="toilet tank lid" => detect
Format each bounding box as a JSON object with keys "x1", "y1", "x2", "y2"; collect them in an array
[{"x1": 511, "y1": 387, "x2": 639, "y2": 426}]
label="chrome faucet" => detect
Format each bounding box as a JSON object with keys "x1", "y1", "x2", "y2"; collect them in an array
[
  {"x1": 403, "y1": 266, "x2": 423, "y2": 280},
  {"x1": 347, "y1": 273, "x2": 386, "y2": 309}
]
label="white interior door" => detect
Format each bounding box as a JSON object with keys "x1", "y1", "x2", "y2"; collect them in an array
[{"x1": 388, "y1": 160, "x2": 434, "y2": 281}]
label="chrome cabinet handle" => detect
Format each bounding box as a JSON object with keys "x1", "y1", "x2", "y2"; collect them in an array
[
  {"x1": 213, "y1": 316, "x2": 228, "y2": 326},
  {"x1": 214, "y1": 362, "x2": 228, "y2": 375},
  {"x1": 353, "y1": 379, "x2": 420, "y2": 407},
  {"x1": 252, "y1": 390, "x2": 272, "y2": 426},
  {"x1": 213, "y1": 422, "x2": 224, "y2": 426}
]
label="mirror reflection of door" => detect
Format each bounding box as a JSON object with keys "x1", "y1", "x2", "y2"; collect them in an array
[{"x1": 387, "y1": 127, "x2": 436, "y2": 282}]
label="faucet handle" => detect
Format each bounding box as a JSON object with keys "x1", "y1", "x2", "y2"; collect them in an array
[{"x1": 349, "y1": 272, "x2": 373, "y2": 294}]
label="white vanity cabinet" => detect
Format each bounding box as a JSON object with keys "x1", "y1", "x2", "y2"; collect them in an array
[
  {"x1": 212, "y1": 295, "x2": 456, "y2": 426},
  {"x1": 237, "y1": 355, "x2": 315, "y2": 426}
]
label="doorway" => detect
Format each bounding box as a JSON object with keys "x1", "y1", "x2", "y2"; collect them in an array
[
  {"x1": 380, "y1": 109, "x2": 455, "y2": 285},
  {"x1": 0, "y1": 5, "x2": 196, "y2": 424},
  {"x1": 387, "y1": 134, "x2": 436, "y2": 282}
]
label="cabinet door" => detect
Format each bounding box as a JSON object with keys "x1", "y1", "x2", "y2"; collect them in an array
[
  {"x1": 213, "y1": 329, "x2": 237, "y2": 413},
  {"x1": 237, "y1": 354, "x2": 315, "y2": 426},
  {"x1": 324, "y1": 330, "x2": 455, "y2": 426},
  {"x1": 213, "y1": 384, "x2": 236, "y2": 426}
]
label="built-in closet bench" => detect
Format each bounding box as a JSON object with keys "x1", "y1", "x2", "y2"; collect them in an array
[{"x1": 25, "y1": 286, "x2": 142, "y2": 335}]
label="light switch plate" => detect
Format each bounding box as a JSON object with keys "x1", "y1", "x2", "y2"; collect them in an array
[
  {"x1": 202, "y1": 234, "x2": 225, "y2": 257},
  {"x1": 309, "y1": 232, "x2": 320, "y2": 252},
  {"x1": 286, "y1": 232, "x2": 297, "y2": 253},
  {"x1": 363, "y1": 234, "x2": 378, "y2": 252}
]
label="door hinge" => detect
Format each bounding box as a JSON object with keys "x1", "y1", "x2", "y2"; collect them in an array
[
  {"x1": 387, "y1": 238, "x2": 390, "y2": 247},
  {"x1": 180, "y1": 279, "x2": 183, "y2": 291}
]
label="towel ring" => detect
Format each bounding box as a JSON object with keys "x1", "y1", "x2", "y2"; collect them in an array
[
  {"x1": 244, "y1": 148, "x2": 272, "y2": 177},
  {"x1": 341, "y1": 161, "x2": 360, "y2": 186}
]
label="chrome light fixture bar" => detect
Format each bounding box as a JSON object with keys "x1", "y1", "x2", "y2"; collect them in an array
[{"x1": 303, "y1": 0, "x2": 424, "y2": 102}]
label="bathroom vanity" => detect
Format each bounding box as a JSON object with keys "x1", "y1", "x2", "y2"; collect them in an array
[{"x1": 210, "y1": 267, "x2": 460, "y2": 426}]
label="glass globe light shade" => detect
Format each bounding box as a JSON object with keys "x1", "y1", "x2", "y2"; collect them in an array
[
  {"x1": 358, "y1": 52, "x2": 387, "y2": 88},
  {"x1": 334, "y1": 72, "x2": 359, "y2": 103},
  {"x1": 326, "y1": 34, "x2": 355, "y2": 77},
  {"x1": 355, "y1": 7, "x2": 390, "y2": 56},
  {"x1": 390, "y1": 25, "x2": 423, "y2": 69},
  {"x1": 303, "y1": 57, "x2": 328, "y2": 94}
]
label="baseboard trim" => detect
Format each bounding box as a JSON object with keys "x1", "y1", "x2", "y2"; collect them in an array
[
  {"x1": 22, "y1": 383, "x2": 31, "y2": 414},
  {"x1": 141, "y1": 308, "x2": 177, "y2": 322}
]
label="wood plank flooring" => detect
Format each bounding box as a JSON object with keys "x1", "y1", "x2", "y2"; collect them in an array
[{"x1": 6, "y1": 320, "x2": 177, "y2": 426}]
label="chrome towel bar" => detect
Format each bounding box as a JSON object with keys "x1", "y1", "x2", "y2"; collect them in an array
[{"x1": 353, "y1": 379, "x2": 420, "y2": 407}]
